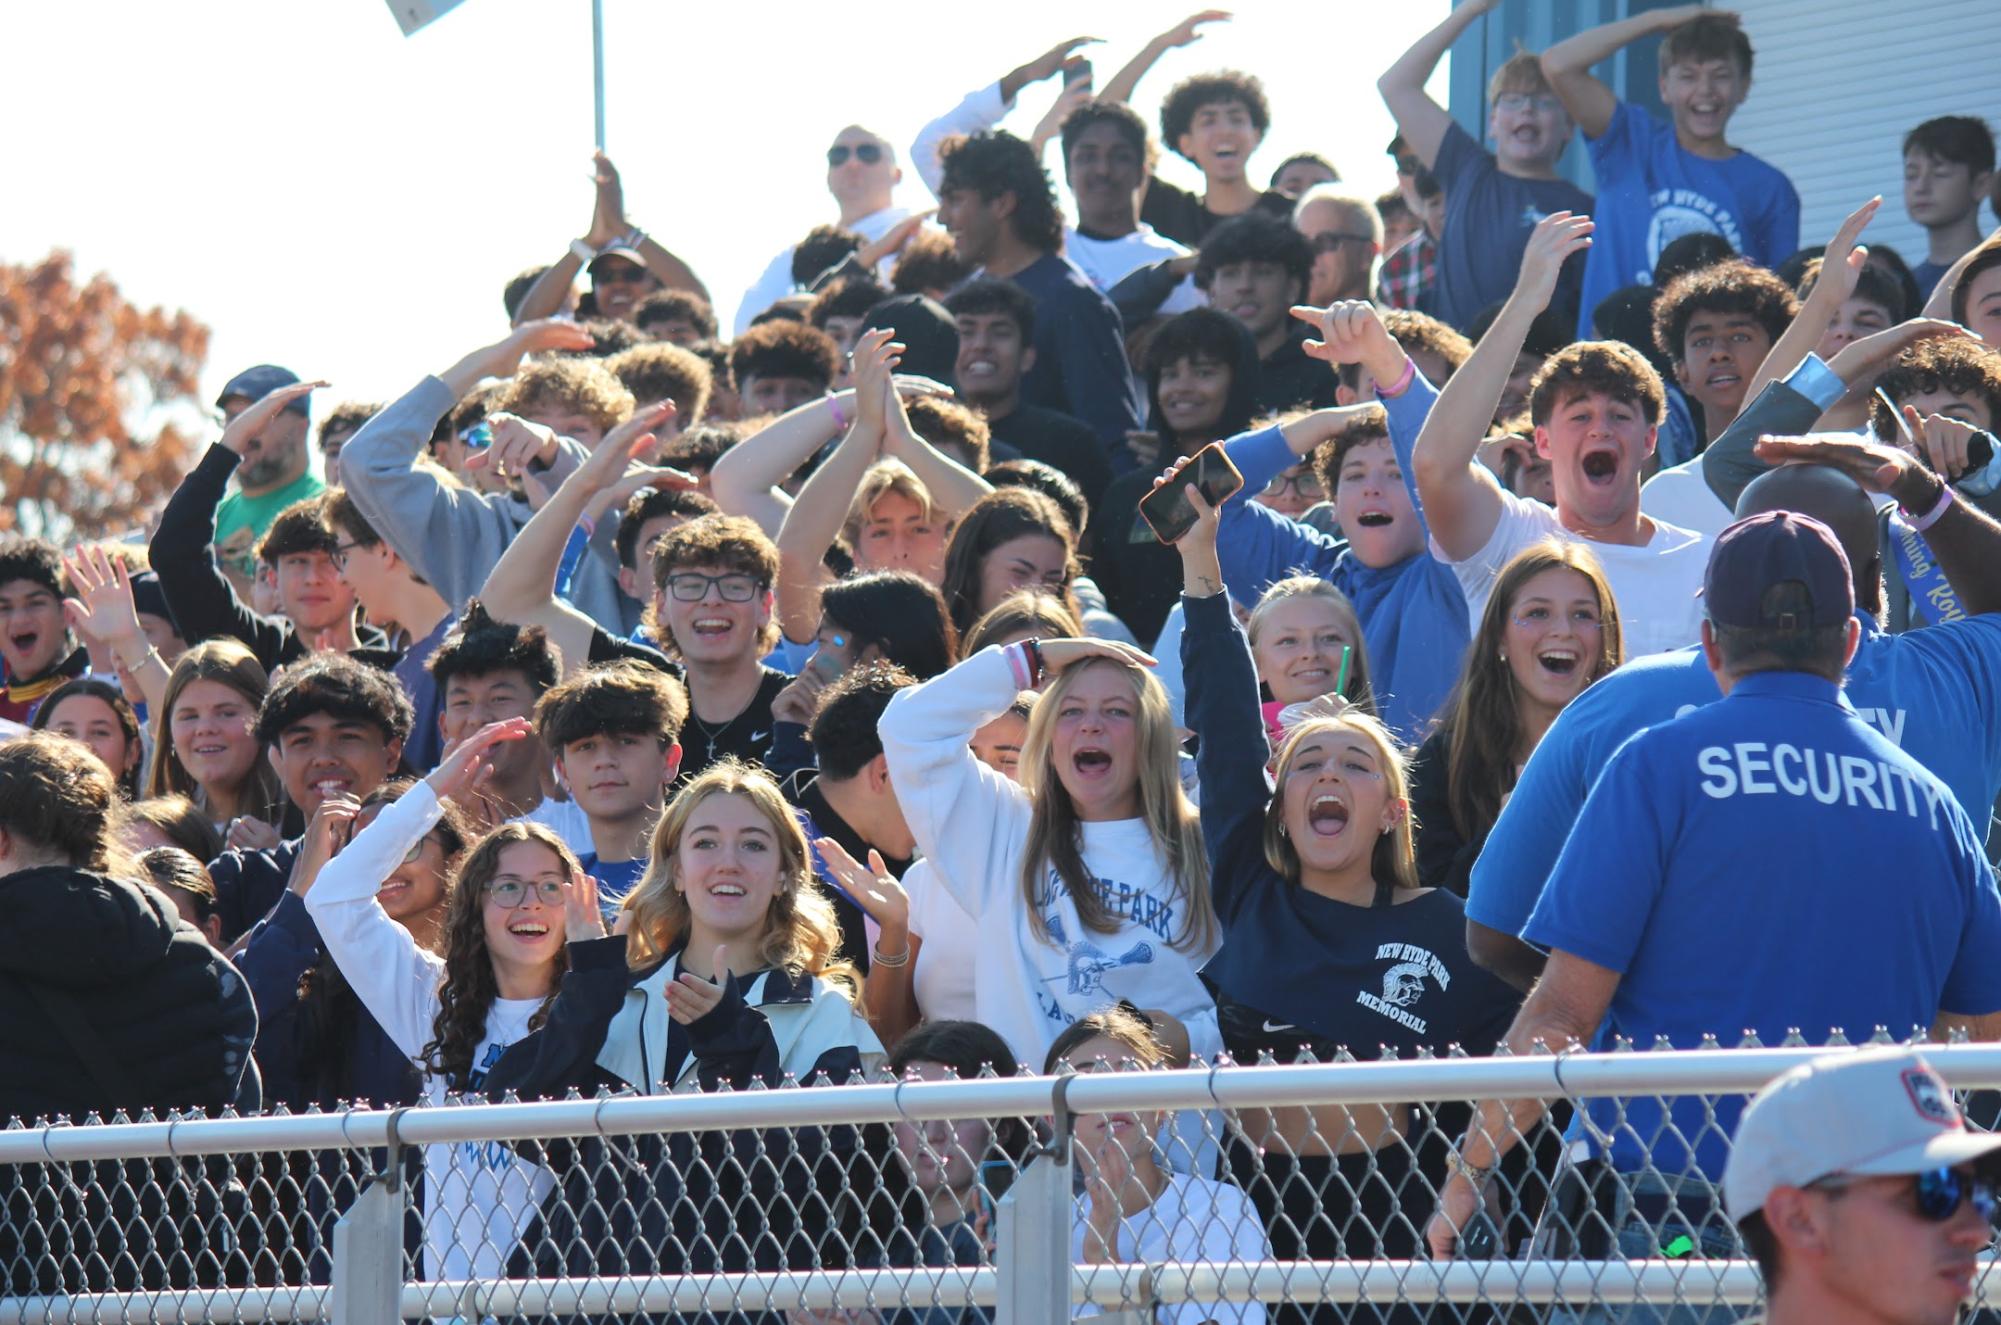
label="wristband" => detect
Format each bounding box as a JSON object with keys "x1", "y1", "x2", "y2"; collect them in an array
[
  {"x1": 827, "y1": 392, "x2": 852, "y2": 431},
  {"x1": 1903, "y1": 483, "x2": 1955, "y2": 534},
  {"x1": 568, "y1": 238, "x2": 599, "y2": 265},
  {"x1": 1376, "y1": 357, "x2": 1418, "y2": 400},
  {"x1": 870, "y1": 942, "x2": 911, "y2": 969},
  {"x1": 616, "y1": 226, "x2": 648, "y2": 251}
]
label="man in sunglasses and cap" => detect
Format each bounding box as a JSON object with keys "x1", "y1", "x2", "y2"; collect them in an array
[
  {"x1": 1725, "y1": 1047, "x2": 2001, "y2": 1325},
  {"x1": 735, "y1": 126, "x2": 915, "y2": 335}
]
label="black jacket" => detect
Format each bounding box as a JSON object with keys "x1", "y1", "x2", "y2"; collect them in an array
[{"x1": 484, "y1": 937, "x2": 877, "y2": 1315}]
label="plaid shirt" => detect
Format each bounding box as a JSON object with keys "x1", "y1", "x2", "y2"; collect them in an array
[{"x1": 1376, "y1": 229, "x2": 1436, "y2": 311}]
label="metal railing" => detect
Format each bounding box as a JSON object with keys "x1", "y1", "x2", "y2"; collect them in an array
[{"x1": 2, "y1": 1041, "x2": 1998, "y2": 1323}]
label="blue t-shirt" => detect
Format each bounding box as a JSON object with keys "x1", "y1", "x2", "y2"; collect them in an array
[
  {"x1": 1576, "y1": 101, "x2": 1801, "y2": 338},
  {"x1": 1432, "y1": 121, "x2": 1594, "y2": 332},
  {"x1": 1470, "y1": 612, "x2": 2001, "y2": 940},
  {"x1": 1913, "y1": 258, "x2": 1953, "y2": 303},
  {"x1": 579, "y1": 853, "x2": 647, "y2": 921},
  {"x1": 1524, "y1": 671, "x2": 2001, "y2": 1181}
]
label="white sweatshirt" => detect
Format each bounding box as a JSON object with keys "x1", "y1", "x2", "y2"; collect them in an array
[
  {"x1": 1071, "y1": 1174, "x2": 1270, "y2": 1323},
  {"x1": 880, "y1": 646, "x2": 1223, "y2": 1068},
  {"x1": 303, "y1": 782, "x2": 555, "y2": 1282}
]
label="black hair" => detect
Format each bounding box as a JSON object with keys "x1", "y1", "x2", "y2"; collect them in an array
[
  {"x1": 318, "y1": 401, "x2": 381, "y2": 447},
  {"x1": 428, "y1": 600, "x2": 562, "y2": 697},
  {"x1": 614, "y1": 486, "x2": 722, "y2": 571},
  {"x1": 1652, "y1": 231, "x2": 1736, "y2": 287},
  {"x1": 1270, "y1": 151, "x2": 1339, "y2": 190},
  {"x1": 818, "y1": 572, "x2": 958, "y2": 681},
  {"x1": 1904, "y1": 115, "x2": 1997, "y2": 175},
  {"x1": 1467, "y1": 302, "x2": 1574, "y2": 360},
  {"x1": 1863, "y1": 244, "x2": 1925, "y2": 325},
  {"x1": 31, "y1": 676, "x2": 143, "y2": 800},
  {"x1": 937, "y1": 131, "x2": 1065, "y2": 254},
  {"x1": 985, "y1": 459, "x2": 1088, "y2": 536},
  {"x1": 889, "y1": 1018, "x2": 1022, "y2": 1079},
  {"x1": 1652, "y1": 259, "x2": 1799, "y2": 366},
  {"x1": 808, "y1": 275, "x2": 890, "y2": 329},
  {"x1": 1058, "y1": 101, "x2": 1152, "y2": 170},
  {"x1": 1194, "y1": 213, "x2": 1312, "y2": 296},
  {"x1": 944, "y1": 278, "x2": 1037, "y2": 342},
  {"x1": 534, "y1": 660, "x2": 689, "y2": 752},
  {"x1": 860, "y1": 294, "x2": 961, "y2": 387},
  {"x1": 1143, "y1": 308, "x2": 1263, "y2": 452},
  {"x1": 809, "y1": 662, "x2": 918, "y2": 781},
  {"x1": 503, "y1": 264, "x2": 548, "y2": 321},
  {"x1": 256, "y1": 494, "x2": 340, "y2": 564},
  {"x1": 1738, "y1": 1211, "x2": 1781, "y2": 1293},
  {"x1": 564, "y1": 318, "x2": 647, "y2": 359},
  {"x1": 1796, "y1": 256, "x2": 1908, "y2": 324},
  {"x1": 633, "y1": 288, "x2": 719, "y2": 340},
  {"x1": 1711, "y1": 614, "x2": 1849, "y2": 683},
  {"x1": 256, "y1": 652, "x2": 415, "y2": 747},
  {"x1": 1160, "y1": 71, "x2": 1271, "y2": 160},
  {"x1": 792, "y1": 224, "x2": 863, "y2": 288},
  {"x1": 662, "y1": 423, "x2": 742, "y2": 475},
  {"x1": 1590, "y1": 285, "x2": 1674, "y2": 377},
  {"x1": 729, "y1": 319, "x2": 841, "y2": 393},
  {"x1": 0, "y1": 535, "x2": 65, "y2": 600}
]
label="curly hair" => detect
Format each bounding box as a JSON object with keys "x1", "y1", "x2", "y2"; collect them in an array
[
  {"x1": 534, "y1": 660, "x2": 689, "y2": 754},
  {"x1": 491, "y1": 358, "x2": 635, "y2": 437},
  {"x1": 1868, "y1": 336, "x2": 2001, "y2": 440},
  {"x1": 1059, "y1": 100, "x2": 1156, "y2": 173},
  {"x1": 650, "y1": 512, "x2": 781, "y2": 588},
  {"x1": 728, "y1": 319, "x2": 840, "y2": 394},
  {"x1": 1651, "y1": 259, "x2": 1798, "y2": 366},
  {"x1": 938, "y1": 131, "x2": 1065, "y2": 254},
  {"x1": 1194, "y1": 213, "x2": 1312, "y2": 294},
  {"x1": 633, "y1": 288, "x2": 719, "y2": 341},
  {"x1": 1529, "y1": 340, "x2": 1666, "y2": 427},
  {"x1": 1308, "y1": 403, "x2": 1393, "y2": 501},
  {"x1": 255, "y1": 494, "x2": 340, "y2": 564},
  {"x1": 605, "y1": 342, "x2": 713, "y2": 424},
  {"x1": 318, "y1": 401, "x2": 381, "y2": 448},
  {"x1": 422, "y1": 822, "x2": 581, "y2": 1090},
  {"x1": 622, "y1": 760, "x2": 859, "y2": 999},
  {"x1": 903, "y1": 395, "x2": 991, "y2": 473},
  {"x1": 256, "y1": 651, "x2": 415, "y2": 747},
  {"x1": 1382, "y1": 309, "x2": 1476, "y2": 382},
  {"x1": 0, "y1": 731, "x2": 118, "y2": 870},
  {"x1": 792, "y1": 224, "x2": 863, "y2": 288},
  {"x1": 891, "y1": 229, "x2": 972, "y2": 297},
  {"x1": 810, "y1": 662, "x2": 918, "y2": 780},
  {"x1": 428, "y1": 601, "x2": 561, "y2": 697},
  {"x1": 1160, "y1": 71, "x2": 1270, "y2": 160},
  {"x1": 944, "y1": 278, "x2": 1036, "y2": 342},
  {"x1": 0, "y1": 535, "x2": 66, "y2": 599},
  {"x1": 614, "y1": 487, "x2": 721, "y2": 571},
  {"x1": 809, "y1": 275, "x2": 890, "y2": 329}
]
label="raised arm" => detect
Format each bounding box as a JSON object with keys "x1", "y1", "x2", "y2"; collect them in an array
[
  {"x1": 1099, "y1": 12, "x2": 1228, "y2": 108},
  {"x1": 1539, "y1": 4, "x2": 1707, "y2": 139},
  {"x1": 479, "y1": 403, "x2": 687, "y2": 678},
  {"x1": 879, "y1": 361, "x2": 994, "y2": 518},
  {"x1": 513, "y1": 154, "x2": 706, "y2": 326},
  {"x1": 1740, "y1": 198, "x2": 1880, "y2": 405},
  {"x1": 1377, "y1": 0, "x2": 1499, "y2": 167},
  {"x1": 1414, "y1": 213, "x2": 1593, "y2": 560},
  {"x1": 774, "y1": 330, "x2": 897, "y2": 645},
  {"x1": 61, "y1": 546, "x2": 170, "y2": 714}
]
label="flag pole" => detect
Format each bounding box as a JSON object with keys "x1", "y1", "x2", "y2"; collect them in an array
[{"x1": 592, "y1": 0, "x2": 606, "y2": 150}]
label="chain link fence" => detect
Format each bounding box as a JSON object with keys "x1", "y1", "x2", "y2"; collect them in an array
[{"x1": 3, "y1": 1039, "x2": 1999, "y2": 1323}]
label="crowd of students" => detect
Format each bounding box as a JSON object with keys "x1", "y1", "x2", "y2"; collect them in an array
[{"x1": 6, "y1": 6, "x2": 2001, "y2": 1321}]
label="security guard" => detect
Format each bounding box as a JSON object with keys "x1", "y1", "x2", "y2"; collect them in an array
[{"x1": 1428, "y1": 511, "x2": 2001, "y2": 1278}]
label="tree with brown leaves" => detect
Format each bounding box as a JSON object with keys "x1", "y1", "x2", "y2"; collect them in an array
[{"x1": 0, "y1": 251, "x2": 209, "y2": 543}]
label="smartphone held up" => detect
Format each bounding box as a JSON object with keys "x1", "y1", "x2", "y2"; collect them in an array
[{"x1": 1139, "y1": 442, "x2": 1245, "y2": 545}]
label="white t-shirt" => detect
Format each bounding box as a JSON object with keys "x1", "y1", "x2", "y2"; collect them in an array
[
  {"x1": 519, "y1": 795, "x2": 596, "y2": 859},
  {"x1": 1070, "y1": 1173, "x2": 1270, "y2": 1324},
  {"x1": 1639, "y1": 457, "x2": 1735, "y2": 539},
  {"x1": 1065, "y1": 225, "x2": 1204, "y2": 314},
  {"x1": 734, "y1": 204, "x2": 916, "y2": 335},
  {"x1": 1441, "y1": 489, "x2": 1707, "y2": 657},
  {"x1": 305, "y1": 784, "x2": 555, "y2": 1281},
  {"x1": 905, "y1": 858, "x2": 980, "y2": 1025}
]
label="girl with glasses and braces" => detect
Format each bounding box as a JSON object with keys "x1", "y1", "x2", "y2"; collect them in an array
[{"x1": 303, "y1": 718, "x2": 597, "y2": 1285}]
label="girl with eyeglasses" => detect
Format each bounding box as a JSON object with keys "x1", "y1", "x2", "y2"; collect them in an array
[
  {"x1": 481, "y1": 759, "x2": 882, "y2": 1299},
  {"x1": 303, "y1": 718, "x2": 596, "y2": 1284}
]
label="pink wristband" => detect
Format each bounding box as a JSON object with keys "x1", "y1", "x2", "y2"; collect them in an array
[
  {"x1": 1904, "y1": 484, "x2": 1955, "y2": 534},
  {"x1": 827, "y1": 393, "x2": 852, "y2": 431},
  {"x1": 1376, "y1": 357, "x2": 1417, "y2": 399}
]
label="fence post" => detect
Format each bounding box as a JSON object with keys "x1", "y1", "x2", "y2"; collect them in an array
[
  {"x1": 331, "y1": 1127, "x2": 407, "y2": 1325},
  {"x1": 996, "y1": 1080, "x2": 1075, "y2": 1324}
]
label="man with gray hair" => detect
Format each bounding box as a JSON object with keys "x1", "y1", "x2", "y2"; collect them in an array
[{"x1": 1292, "y1": 185, "x2": 1382, "y2": 306}]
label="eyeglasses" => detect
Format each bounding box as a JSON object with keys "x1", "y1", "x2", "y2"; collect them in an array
[
  {"x1": 399, "y1": 833, "x2": 440, "y2": 867},
  {"x1": 1495, "y1": 93, "x2": 1564, "y2": 114},
  {"x1": 665, "y1": 572, "x2": 764, "y2": 603},
  {"x1": 486, "y1": 878, "x2": 566, "y2": 909},
  {"x1": 1308, "y1": 231, "x2": 1375, "y2": 255},
  {"x1": 1813, "y1": 1166, "x2": 2000, "y2": 1223},
  {"x1": 1264, "y1": 470, "x2": 1325, "y2": 499},
  {"x1": 591, "y1": 262, "x2": 652, "y2": 286},
  {"x1": 827, "y1": 143, "x2": 885, "y2": 167},
  {"x1": 330, "y1": 542, "x2": 367, "y2": 571},
  {"x1": 459, "y1": 421, "x2": 493, "y2": 450}
]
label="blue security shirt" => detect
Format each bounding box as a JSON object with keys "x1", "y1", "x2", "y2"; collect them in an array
[
  {"x1": 1576, "y1": 101, "x2": 1800, "y2": 338},
  {"x1": 1524, "y1": 671, "x2": 2001, "y2": 1181},
  {"x1": 1470, "y1": 612, "x2": 2001, "y2": 940}
]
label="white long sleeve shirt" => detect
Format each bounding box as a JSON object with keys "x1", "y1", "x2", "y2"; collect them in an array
[
  {"x1": 303, "y1": 782, "x2": 554, "y2": 1282},
  {"x1": 734, "y1": 204, "x2": 916, "y2": 335}
]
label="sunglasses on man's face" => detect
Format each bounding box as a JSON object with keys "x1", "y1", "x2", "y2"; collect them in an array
[
  {"x1": 1815, "y1": 1166, "x2": 2001, "y2": 1223},
  {"x1": 827, "y1": 143, "x2": 885, "y2": 168}
]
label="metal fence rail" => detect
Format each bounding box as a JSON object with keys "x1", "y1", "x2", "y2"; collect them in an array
[{"x1": 1, "y1": 1042, "x2": 1996, "y2": 1323}]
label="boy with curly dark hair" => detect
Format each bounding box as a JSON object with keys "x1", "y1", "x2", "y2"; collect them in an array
[
  {"x1": 1651, "y1": 257, "x2": 1799, "y2": 447},
  {"x1": 729, "y1": 319, "x2": 842, "y2": 418}
]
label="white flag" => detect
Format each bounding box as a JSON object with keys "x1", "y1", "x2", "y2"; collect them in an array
[{"x1": 385, "y1": 0, "x2": 467, "y2": 36}]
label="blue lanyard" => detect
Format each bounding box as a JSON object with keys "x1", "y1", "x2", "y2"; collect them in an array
[{"x1": 1888, "y1": 514, "x2": 1967, "y2": 627}]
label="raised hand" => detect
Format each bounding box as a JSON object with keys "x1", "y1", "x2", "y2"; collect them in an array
[
  {"x1": 465, "y1": 413, "x2": 562, "y2": 481},
  {"x1": 1151, "y1": 461, "x2": 1223, "y2": 554},
  {"x1": 289, "y1": 793, "x2": 361, "y2": 897},
  {"x1": 1012, "y1": 35, "x2": 1102, "y2": 88},
  {"x1": 1902, "y1": 406, "x2": 1989, "y2": 483},
  {"x1": 1155, "y1": 9, "x2": 1232, "y2": 48},
  {"x1": 1512, "y1": 212, "x2": 1593, "y2": 313},
  {"x1": 425, "y1": 717, "x2": 533, "y2": 804},
  {"x1": 814, "y1": 838, "x2": 909, "y2": 934},
  {"x1": 1037, "y1": 637, "x2": 1158, "y2": 672},
  {"x1": 497, "y1": 320, "x2": 597, "y2": 376},
  {"x1": 574, "y1": 400, "x2": 686, "y2": 492},
  {"x1": 61, "y1": 545, "x2": 145, "y2": 656},
  {"x1": 1754, "y1": 432, "x2": 1939, "y2": 509},
  {"x1": 665, "y1": 943, "x2": 732, "y2": 1025},
  {"x1": 850, "y1": 328, "x2": 903, "y2": 436},
  {"x1": 220, "y1": 380, "x2": 326, "y2": 458},
  {"x1": 564, "y1": 866, "x2": 608, "y2": 942},
  {"x1": 1827, "y1": 318, "x2": 1968, "y2": 386},
  {"x1": 587, "y1": 151, "x2": 627, "y2": 248},
  {"x1": 1808, "y1": 196, "x2": 1882, "y2": 308},
  {"x1": 857, "y1": 210, "x2": 935, "y2": 270},
  {"x1": 1291, "y1": 300, "x2": 1406, "y2": 382}
]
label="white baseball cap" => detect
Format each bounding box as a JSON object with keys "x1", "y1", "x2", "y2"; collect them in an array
[{"x1": 1723, "y1": 1047, "x2": 2001, "y2": 1220}]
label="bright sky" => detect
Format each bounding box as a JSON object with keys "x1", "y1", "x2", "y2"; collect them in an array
[{"x1": 10, "y1": 0, "x2": 1449, "y2": 419}]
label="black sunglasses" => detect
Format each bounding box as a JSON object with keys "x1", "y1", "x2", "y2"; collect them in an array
[
  {"x1": 827, "y1": 143, "x2": 885, "y2": 167},
  {"x1": 1816, "y1": 1166, "x2": 2000, "y2": 1223}
]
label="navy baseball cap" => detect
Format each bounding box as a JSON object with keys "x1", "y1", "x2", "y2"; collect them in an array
[
  {"x1": 215, "y1": 364, "x2": 307, "y2": 415},
  {"x1": 1702, "y1": 510, "x2": 1855, "y2": 631}
]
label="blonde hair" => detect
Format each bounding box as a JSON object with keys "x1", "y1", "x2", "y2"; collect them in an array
[
  {"x1": 1016, "y1": 657, "x2": 1214, "y2": 953},
  {"x1": 1264, "y1": 709, "x2": 1418, "y2": 891},
  {"x1": 1245, "y1": 577, "x2": 1377, "y2": 716},
  {"x1": 622, "y1": 760, "x2": 859, "y2": 997},
  {"x1": 842, "y1": 459, "x2": 941, "y2": 547}
]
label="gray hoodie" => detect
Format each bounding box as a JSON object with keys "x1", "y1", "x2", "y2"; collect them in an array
[{"x1": 340, "y1": 376, "x2": 642, "y2": 635}]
